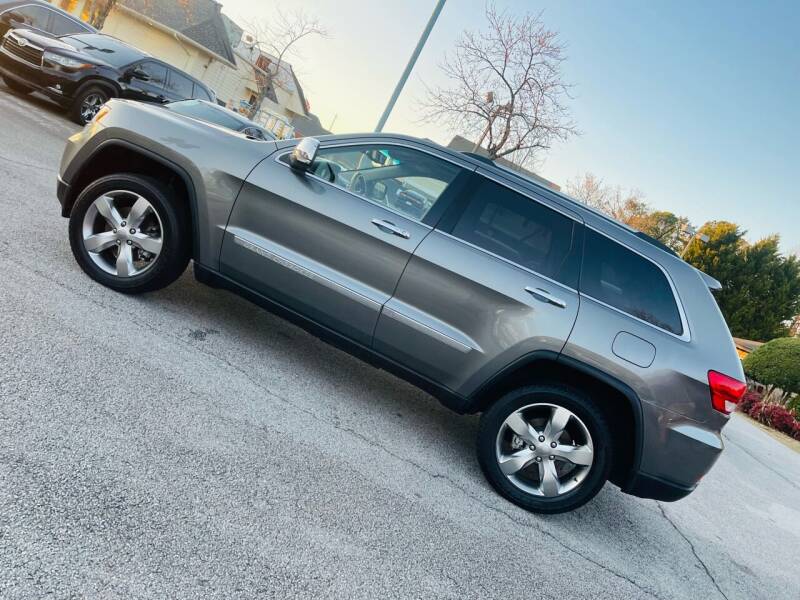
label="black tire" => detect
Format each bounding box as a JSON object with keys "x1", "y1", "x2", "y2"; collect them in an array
[
  {"x1": 3, "y1": 77, "x2": 34, "y2": 95},
  {"x1": 69, "y1": 84, "x2": 111, "y2": 125},
  {"x1": 477, "y1": 384, "x2": 613, "y2": 514},
  {"x1": 68, "y1": 174, "x2": 190, "y2": 294}
]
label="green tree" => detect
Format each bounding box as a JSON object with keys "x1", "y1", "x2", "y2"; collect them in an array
[
  {"x1": 684, "y1": 222, "x2": 800, "y2": 341},
  {"x1": 743, "y1": 337, "x2": 800, "y2": 399}
]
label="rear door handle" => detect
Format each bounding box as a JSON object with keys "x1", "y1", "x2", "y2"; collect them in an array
[
  {"x1": 525, "y1": 286, "x2": 567, "y2": 309},
  {"x1": 371, "y1": 218, "x2": 410, "y2": 239}
]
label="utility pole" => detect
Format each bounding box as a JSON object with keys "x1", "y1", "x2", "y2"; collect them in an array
[{"x1": 375, "y1": 0, "x2": 446, "y2": 132}]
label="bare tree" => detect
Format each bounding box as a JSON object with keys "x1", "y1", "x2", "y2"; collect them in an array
[
  {"x1": 565, "y1": 173, "x2": 646, "y2": 221},
  {"x1": 422, "y1": 4, "x2": 577, "y2": 168},
  {"x1": 244, "y1": 10, "x2": 328, "y2": 120}
]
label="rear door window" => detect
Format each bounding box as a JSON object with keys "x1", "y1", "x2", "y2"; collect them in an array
[
  {"x1": 581, "y1": 229, "x2": 683, "y2": 335},
  {"x1": 445, "y1": 176, "x2": 579, "y2": 287},
  {"x1": 165, "y1": 70, "x2": 195, "y2": 99}
]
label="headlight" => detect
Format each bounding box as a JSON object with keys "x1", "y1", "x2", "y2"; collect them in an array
[{"x1": 43, "y1": 51, "x2": 91, "y2": 69}]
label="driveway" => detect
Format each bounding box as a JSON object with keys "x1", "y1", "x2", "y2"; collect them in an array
[{"x1": 0, "y1": 84, "x2": 798, "y2": 600}]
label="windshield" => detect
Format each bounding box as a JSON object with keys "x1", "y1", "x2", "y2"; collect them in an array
[{"x1": 166, "y1": 100, "x2": 245, "y2": 132}]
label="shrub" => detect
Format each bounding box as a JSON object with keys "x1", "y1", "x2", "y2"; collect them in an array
[
  {"x1": 744, "y1": 399, "x2": 800, "y2": 441},
  {"x1": 742, "y1": 337, "x2": 800, "y2": 398}
]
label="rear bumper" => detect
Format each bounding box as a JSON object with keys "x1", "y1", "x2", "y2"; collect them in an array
[
  {"x1": 624, "y1": 400, "x2": 725, "y2": 501},
  {"x1": 625, "y1": 472, "x2": 695, "y2": 502}
]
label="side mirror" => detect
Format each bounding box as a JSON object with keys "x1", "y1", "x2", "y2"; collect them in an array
[
  {"x1": 289, "y1": 137, "x2": 319, "y2": 172},
  {"x1": 126, "y1": 67, "x2": 150, "y2": 82}
]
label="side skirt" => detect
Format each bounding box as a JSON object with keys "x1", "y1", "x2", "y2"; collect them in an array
[{"x1": 193, "y1": 263, "x2": 472, "y2": 414}]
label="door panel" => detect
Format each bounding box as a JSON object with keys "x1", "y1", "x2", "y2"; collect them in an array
[
  {"x1": 373, "y1": 230, "x2": 580, "y2": 394},
  {"x1": 373, "y1": 172, "x2": 584, "y2": 396},
  {"x1": 220, "y1": 155, "x2": 436, "y2": 346}
]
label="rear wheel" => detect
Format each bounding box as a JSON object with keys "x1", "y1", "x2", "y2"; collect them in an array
[
  {"x1": 477, "y1": 384, "x2": 612, "y2": 513},
  {"x1": 70, "y1": 85, "x2": 110, "y2": 125},
  {"x1": 68, "y1": 174, "x2": 190, "y2": 294},
  {"x1": 3, "y1": 77, "x2": 34, "y2": 95}
]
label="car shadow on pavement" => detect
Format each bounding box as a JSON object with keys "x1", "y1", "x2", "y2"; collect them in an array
[
  {"x1": 143, "y1": 267, "x2": 482, "y2": 476},
  {"x1": 0, "y1": 82, "x2": 73, "y2": 122}
]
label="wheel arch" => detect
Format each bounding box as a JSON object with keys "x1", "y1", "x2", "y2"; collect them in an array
[
  {"x1": 62, "y1": 140, "x2": 199, "y2": 260},
  {"x1": 468, "y1": 351, "x2": 644, "y2": 490},
  {"x1": 73, "y1": 77, "x2": 121, "y2": 101}
]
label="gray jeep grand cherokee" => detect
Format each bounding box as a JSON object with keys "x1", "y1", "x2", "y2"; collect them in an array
[{"x1": 57, "y1": 99, "x2": 747, "y2": 513}]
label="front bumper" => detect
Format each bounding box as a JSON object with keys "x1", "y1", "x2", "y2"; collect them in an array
[{"x1": 0, "y1": 49, "x2": 81, "y2": 103}]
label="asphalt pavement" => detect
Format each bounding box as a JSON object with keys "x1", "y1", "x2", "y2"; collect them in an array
[{"x1": 1, "y1": 82, "x2": 799, "y2": 600}]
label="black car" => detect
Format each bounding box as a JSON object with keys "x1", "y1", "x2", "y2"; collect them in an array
[
  {"x1": 0, "y1": 0, "x2": 94, "y2": 39},
  {"x1": 165, "y1": 99, "x2": 276, "y2": 141},
  {"x1": 0, "y1": 28, "x2": 215, "y2": 124}
]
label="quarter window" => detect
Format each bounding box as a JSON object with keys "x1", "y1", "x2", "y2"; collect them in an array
[
  {"x1": 447, "y1": 177, "x2": 579, "y2": 286},
  {"x1": 581, "y1": 229, "x2": 683, "y2": 335},
  {"x1": 302, "y1": 145, "x2": 462, "y2": 222}
]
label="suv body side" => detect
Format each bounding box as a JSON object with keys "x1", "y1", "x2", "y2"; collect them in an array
[{"x1": 56, "y1": 102, "x2": 744, "y2": 502}]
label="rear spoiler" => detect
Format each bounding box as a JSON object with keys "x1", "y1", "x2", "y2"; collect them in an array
[{"x1": 696, "y1": 269, "x2": 722, "y2": 291}]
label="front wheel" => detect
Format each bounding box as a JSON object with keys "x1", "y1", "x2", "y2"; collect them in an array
[
  {"x1": 70, "y1": 85, "x2": 110, "y2": 125},
  {"x1": 68, "y1": 174, "x2": 190, "y2": 294},
  {"x1": 477, "y1": 384, "x2": 613, "y2": 514}
]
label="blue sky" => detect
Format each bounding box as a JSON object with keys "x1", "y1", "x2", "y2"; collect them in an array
[{"x1": 223, "y1": 0, "x2": 799, "y2": 254}]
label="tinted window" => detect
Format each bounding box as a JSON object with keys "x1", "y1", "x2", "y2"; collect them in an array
[
  {"x1": 303, "y1": 145, "x2": 461, "y2": 222},
  {"x1": 193, "y1": 83, "x2": 213, "y2": 102},
  {"x1": 166, "y1": 100, "x2": 244, "y2": 131},
  {"x1": 449, "y1": 177, "x2": 577, "y2": 285},
  {"x1": 8, "y1": 5, "x2": 49, "y2": 29},
  {"x1": 582, "y1": 229, "x2": 682, "y2": 335},
  {"x1": 50, "y1": 12, "x2": 90, "y2": 36},
  {"x1": 136, "y1": 61, "x2": 167, "y2": 87},
  {"x1": 166, "y1": 71, "x2": 194, "y2": 98}
]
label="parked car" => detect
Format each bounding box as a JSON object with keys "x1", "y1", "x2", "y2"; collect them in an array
[
  {"x1": 0, "y1": 0, "x2": 94, "y2": 40},
  {"x1": 165, "y1": 99, "x2": 275, "y2": 141},
  {"x1": 0, "y1": 28, "x2": 215, "y2": 124},
  {"x1": 55, "y1": 99, "x2": 747, "y2": 513}
]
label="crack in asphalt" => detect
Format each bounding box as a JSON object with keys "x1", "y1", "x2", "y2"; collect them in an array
[
  {"x1": 0, "y1": 153, "x2": 58, "y2": 173},
  {"x1": 2, "y1": 254, "x2": 664, "y2": 599},
  {"x1": 657, "y1": 503, "x2": 729, "y2": 600}
]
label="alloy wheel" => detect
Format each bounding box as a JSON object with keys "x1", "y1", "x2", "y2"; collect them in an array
[
  {"x1": 495, "y1": 403, "x2": 594, "y2": 497},
  {"x1": 80, "y1": 93, "x2": 105, "y2": 122},
  {"x1": 81, "y1": 190, "x2": 164, "y2": 277}
]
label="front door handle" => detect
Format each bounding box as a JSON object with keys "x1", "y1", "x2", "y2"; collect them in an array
[
  {"x1": 371, "y1": 218, "x2": 410, "y2": 239},
  {"x1": 525, "y1": 286, "x2": 567, "y2": 309}
]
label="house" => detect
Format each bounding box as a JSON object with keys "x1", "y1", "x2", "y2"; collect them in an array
[
  {"x1": 733, "y1": 337, "x2": 764, "y2": 360},
  {"x1": 235, "y1": 45, "x2": 329, "y2": 138},
  {"x1": 447, "y1": 135, "x2": 561, "y2": 191}
]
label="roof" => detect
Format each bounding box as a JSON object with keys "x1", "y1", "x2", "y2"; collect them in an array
[
  {"x1": 119, "y1": 0, "x2": 235, "y2": 64},
  {"x1": 290, "y1": 113, "x2": 330, "y2": 138},
  {"x1": 733, "y1": 338, "x2": 764, "y2": 354}
]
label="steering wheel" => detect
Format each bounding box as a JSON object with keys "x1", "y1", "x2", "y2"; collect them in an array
[{"x1": 349, "y1": 173, "x2": 367, "y2": 196}]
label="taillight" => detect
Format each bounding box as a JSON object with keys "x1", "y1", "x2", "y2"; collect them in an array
[{"x1": 708, "y1": 371, "x2": 746, "y2": 414}]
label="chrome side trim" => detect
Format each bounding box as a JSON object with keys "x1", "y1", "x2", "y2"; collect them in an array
[
  {"x1": 383, "y1": 307, "x2": 473, "y2": 354},
  {"x1": 434, "y1": 230, "x2": 579, "y2": 295},
  {"x1": 232, "y1": 234, "x2": 381, "y2": 310}
]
